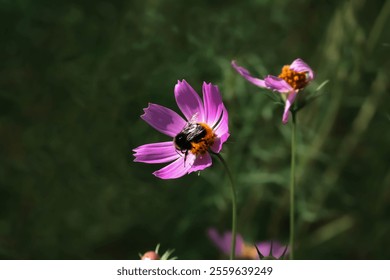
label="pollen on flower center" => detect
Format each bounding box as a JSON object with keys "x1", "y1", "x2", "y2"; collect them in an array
[
  {"x1": 190, "y1": 122, "x2": 216, "y2": 155},
  {"x1": 278, "y1": 65, "x2": 308, "y2": 90}
]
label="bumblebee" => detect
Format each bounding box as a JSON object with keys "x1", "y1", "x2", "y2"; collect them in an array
[{"x1": 174, "y1": 121, "x2": 215, "y2": 162}]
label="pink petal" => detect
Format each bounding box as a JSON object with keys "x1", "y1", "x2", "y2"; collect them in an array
[
  {"x1": 255, "y1": 242, "x2": 272, "y2": 257},
  {"x1": 174, "y1": 80, "x2": 205, "y2": 122},
  {"x1": 210, "y1": 133, "x2": 230, "y2": 153},
  {"x1": 289, "y1": 58, "x2": 315, "y2": 81},
  {"x1": 207, "y1": 228, "x2": 230, "y2": 254},
  {"x1": 152, "y1": 153, "x2": 196, "y2": 179},
  {"x1": 202, "y1": 82, "x2": 223, "y2": 127},
  {"x1": 141, "y1": 103, "x2": 186, "y2": 137},
  {"x1": 213, "y1": 105, "x2": 229, "y2": 141},
  {"x1": 133, "y1": 142, "x2": 179, "y2": 164},
  {"x1": 270, "y1": 241, "x2": 289, "y2": 259},
  {"x1": 264, "y1": 75, "x2": 293, "y2": 93},
  {"x1": 210, "y1": 137, "x2": 222, "y2": 153},
  {"x1": 231, "y1": 60, "x2": 267, "y2": 88},
  {"x1": 202, "y1": 84, "x2": 229, "y2": 154},
  {"x1": 282, "y1": 91, "x2": 298, "y2": 124},
  {"x1": 189, "y1": 152, "x2": 212, "y2": 173},
  {"x1": 207, "y1": 228, "x2": 244, "y2": 256},
  {"x1": 220, "y1": 133, "x2": 230, "y2": 144}
]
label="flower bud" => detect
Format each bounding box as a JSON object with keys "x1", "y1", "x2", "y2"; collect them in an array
[{"x1": 141, "y1": 251, "x2": 160, "y2": 260}]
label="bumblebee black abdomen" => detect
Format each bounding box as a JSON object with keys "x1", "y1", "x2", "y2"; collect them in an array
[{"x1": 174, "y1": 132, "x2": 193, "y2": 151}]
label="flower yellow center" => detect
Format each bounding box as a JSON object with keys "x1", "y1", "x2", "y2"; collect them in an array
[
  {"x1": 278, "y1": 65, "x2": 308, "y2": 90},
  {"x1": 190, "y1": 122, "x2": 216, "y2": 155},
  {"x1": 241, "y1": 243, "x2": 258, "y2": 260}
]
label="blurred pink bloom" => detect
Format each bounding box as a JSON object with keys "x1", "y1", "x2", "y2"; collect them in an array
[
  {"x1": 232, "y1": 58, "x2": 314, "y2": 124},
  {"x1": 208, "y1": 228, "x2": 288, "y2": 259}
]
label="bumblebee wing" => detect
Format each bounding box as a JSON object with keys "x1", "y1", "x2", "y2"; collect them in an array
[{"x1": 185, "y1": 125, "x2": 205, "y2": 142}]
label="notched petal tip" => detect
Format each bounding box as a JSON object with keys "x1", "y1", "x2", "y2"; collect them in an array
[
  {"x1": 132, "y1": 142, "x2": 180, "y2": 164},
  {"x1": 174, "y1": 80, "x2": 190, "y2": 95},
  {"x1": 140, "y1": 103, "x2": 186, "y2": 137},
  {"x1": 231, "y1": 60, "x2": 250, "y2": 76},
  {"x1": 177, "y1": 78, "x2": 187, "y2": 83},
  {"x1": 202, "y1": 81, "x2": 211, "y2": 87},
  {"x1": 174, "y1": 79, "x2": 205, "y2": 122},
  {"x1": 140, "y1": 102, "x2": 153, "y2": 116},
  {"x1": 231, "y1": 60, "x2": 238, "y2": 68},
  {"x1": 202, "y1": 82, "x2": 224, "y2": 127},
  {"x1": 231, "y1": 60, "x2": 267, "y2": 88}
]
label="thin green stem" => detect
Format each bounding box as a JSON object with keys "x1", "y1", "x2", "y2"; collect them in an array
[
  {"x1": 213, "y1": 152, "x2": 237, "y2": 260},
  {"x1": 290, "y1": 112, "x2": 297, "y2": 260}
]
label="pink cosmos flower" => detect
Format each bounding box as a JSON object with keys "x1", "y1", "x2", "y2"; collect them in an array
[
  {"x1": 133, "y1": 80, "x2": 229, "y2": 179},
  {"x1": 207, "y1": 228, "x2": 288, "y2": 260},
  {"x1": 232, "y1": 58, "x2": 315, "y2": 124}
]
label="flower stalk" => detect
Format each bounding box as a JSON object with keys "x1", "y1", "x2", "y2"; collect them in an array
[
  {"x1": 212, "y1": 152, "x2": 237, "y2": 260},
  {"x1": 289, "y1": 111, "x2": 297, "y2": 260}
]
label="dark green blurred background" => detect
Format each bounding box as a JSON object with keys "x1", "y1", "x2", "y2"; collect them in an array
[{"x1": 1, "y1": 0, "x2": 389, "y2": 259}]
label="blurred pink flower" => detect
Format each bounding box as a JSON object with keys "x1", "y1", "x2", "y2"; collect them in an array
[
  {"x1": 208, "y1": 228, "x2": 288, "y2": 259},
  {"x1": 232, "y1": 58, "x2": 314, "y2": 124}
]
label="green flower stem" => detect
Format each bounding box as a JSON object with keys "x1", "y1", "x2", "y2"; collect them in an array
[
  {"x1": 213, "y1": 152, "x2": 237, "y2": 260},
  {"x1": 290, "y1": 112, "x2": 297, "y2": 260}
]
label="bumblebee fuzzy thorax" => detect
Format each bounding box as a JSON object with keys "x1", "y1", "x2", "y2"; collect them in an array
[{"x1": 174, "y1": 122, "x2": 216, "y2": 157}]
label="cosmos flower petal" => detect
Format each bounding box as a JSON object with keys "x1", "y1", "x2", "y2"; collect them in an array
[
  {"x1": 207, "y1": 228, "x2": 243, "y2": 255},
  {"x1": 282, "y1": 91, "x2": 298, "y2": 124},
  {"x1": 133, "y1": 142, "x2": 179, "y2": 164},
  {"x1": 269, "y1": 241, "x2": 289, "y2": 259},
  {"x1": 141, "y1": 103, "x2": 187, "y2": 137},
  {"x1": 255, "y1": 242, "x2": 272, "y2": 257},
  {"x1": 213, "y1": 105, "x2": 229, "y2": 142},
  {"x1": 174, "y1": 80, "x2": 205, "y2": 122},
  {"x1": 231, "y1": 60, "x2": 267, "y2": 88},
  {"x1": 210, "y1": 137, "x2": 222, "y2": 153},
  {"x1": 152, "y1": 153, "x2": 196, "y2": 179},
  {"x1": 207, "y1": 228, "x2": 230, "y2": 255},
  {"x1": 202, "y1": 82, "x2": 223, "y2": 127},
  {"x1": 210, "y1": 133, "x2": 230, "y2": 153},
  {"x1": 289, "y1": 58, "x2": 315, "y2": 81},
  {"x1": 219, "y1": 132, "x2": 230, "y2": 144},
  {"x1": 189, "y1": 152, "x2": 212, "y2": 173},
  {"x1": 264, "y1": 75, "x2": 293, "y2": 93}
]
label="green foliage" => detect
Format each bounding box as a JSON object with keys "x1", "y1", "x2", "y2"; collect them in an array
[{"x1": 0, "y1": 0, "x2": 389, "y2": 259}]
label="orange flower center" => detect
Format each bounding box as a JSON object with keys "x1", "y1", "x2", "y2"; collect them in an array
[
  {"x1": 190, "y1": 122, "x2": 216, "y2": 155},
  {"x1": 241, "y1": 243, "x2": 259, "y2": 260},
  {"x1": 278, "y1": 65, "x2": 308, "y2": 90}
]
